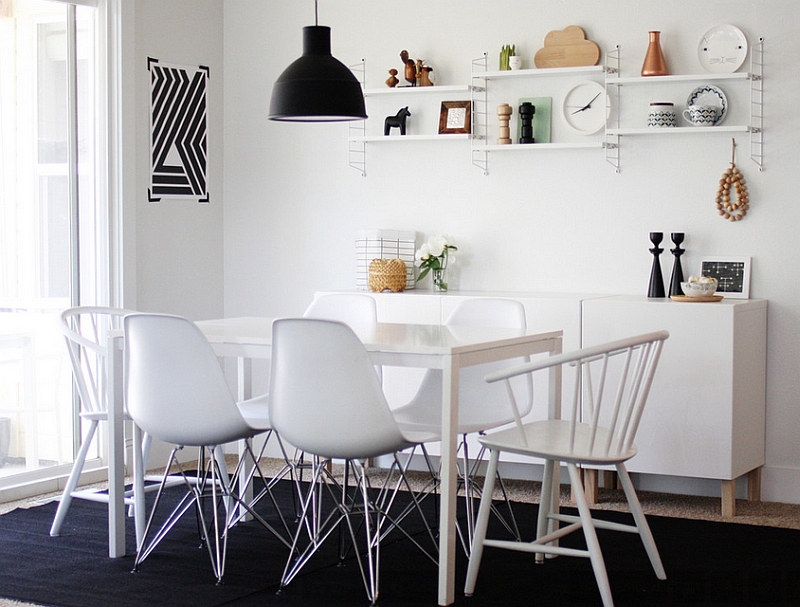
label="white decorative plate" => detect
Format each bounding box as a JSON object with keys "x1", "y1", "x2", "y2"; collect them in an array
[
  {"x1": 687, "y1": 85, "x2": 727, "y2": 125},
  {"x1": 697, "y1": 25, "x2": 748, "y2": 73}
]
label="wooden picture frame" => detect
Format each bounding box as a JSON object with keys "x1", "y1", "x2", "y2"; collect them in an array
[
  {"x1": 700, "y1": 256, "x2": 751, "y2": 299},
  {"x1": 438, "y1": 101, "x2": 471, "y2": 134}
]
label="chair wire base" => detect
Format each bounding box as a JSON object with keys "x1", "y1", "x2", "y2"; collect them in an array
[
  {"x1": 132, "y1": 441, "x2": 293, "y2": 585},
  {"x1": 280, "y1": 453, "x2": 438, "y2": 605},
  {"x1": 385, "y1": 437, "x2": 522, "y2": 557}
]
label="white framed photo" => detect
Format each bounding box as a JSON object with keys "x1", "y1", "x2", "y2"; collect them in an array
[{"x1": 700, "y1": 256, "x2": 751, "y2": 299}]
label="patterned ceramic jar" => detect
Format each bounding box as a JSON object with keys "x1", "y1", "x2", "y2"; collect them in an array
[{"x1": 648, "y1": 102, "x2": 677, "y2": 128}]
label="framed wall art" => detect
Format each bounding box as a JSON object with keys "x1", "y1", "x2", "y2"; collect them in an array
[
  {"x1": 438, "y1": 101, "x2": 471, "y2": 134},
  {"x1": 148, "y1": 57, "x2": 209, "y2": 203},
  {"x1": 700, "y1": 256, "x2": 751, "y2": 298}
]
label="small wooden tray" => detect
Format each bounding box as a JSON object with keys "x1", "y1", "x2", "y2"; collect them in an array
[{"x1": 670, "y1": 295, "x2": 724, "y2": 302}]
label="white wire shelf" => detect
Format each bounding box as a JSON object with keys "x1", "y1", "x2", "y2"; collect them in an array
[{"x1": 350, "y1": 134, "x2": 470, "y2": 143}]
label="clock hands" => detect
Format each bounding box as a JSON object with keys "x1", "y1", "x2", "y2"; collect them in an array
[{"x1": 571, "y1": 92, "x2": 602, "y2": 115}]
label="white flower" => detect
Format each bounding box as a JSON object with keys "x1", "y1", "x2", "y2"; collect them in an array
[
  {"x1": 415, "y1": 234, "x2": 459, "y2": 283},
  {"x1": 428, "y1": 235, "x2": 447, "y2": 258},
  {"x1": 430, "y1": 235, "x2": 456, "y2": 257},
  {"x1": 414, "y1": 242, "x2": 433, "y2": 266}
]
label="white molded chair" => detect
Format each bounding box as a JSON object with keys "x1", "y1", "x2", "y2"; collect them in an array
[
  {"x1": 50, "y1": 307, "x2": 150, "y2": 540},
  {"x1": 124, "y1": 313, "x2": 291, "y2": 584},
  {"x1": 465, "y1": 331, "x2": 669, "y2": 607},
  {"x1": 391, "y1": 298, "x2": 532, "y2": 550},
  {"x1": 303, "y1": 293, "x2": 378, "y2": 325},
  {"x1": 269, "y1": 318, "x2": 439, "y2": 605},
  {"x1": 304, "y1": 292, "x2": 381, "y2": 383}
]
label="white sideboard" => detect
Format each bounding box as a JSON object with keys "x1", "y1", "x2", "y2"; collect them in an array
[
  {"x1": 582, "y1": 295, "x2": 767, "y2": 515},
  {"x1": 319, "y1": 290, "x2": 768, "y2": 515}
]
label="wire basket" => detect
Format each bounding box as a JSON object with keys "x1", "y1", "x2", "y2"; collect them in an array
[{"x1": 356, "y1": 230, "x2": 417, "y2": 290}]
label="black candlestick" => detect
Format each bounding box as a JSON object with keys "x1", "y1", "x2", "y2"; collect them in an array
[
  {"x1": 648, "y1": 232, "x2": 665, "y2": 298},
  {"x1": 668, "y1": 232, "x2": 685, "y2": 297}
]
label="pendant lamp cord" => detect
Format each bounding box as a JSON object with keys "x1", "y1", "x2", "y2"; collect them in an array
[{"x1": 314, "y1": 0, "x2": 318, "y2": 25}]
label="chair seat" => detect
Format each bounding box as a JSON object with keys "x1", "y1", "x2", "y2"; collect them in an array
[
  {"x1": 236, "y1": 394, "x2": 271, "y2": 431},
  {"x1": 478, "y1": 420, "x2": 638, "y2": 466},
  {"x1": 395, "y1": 425, "x2": 441, "y2": 446},
  {"x1": 393, "y1": 396, "x2": 517, "y2": 437}
]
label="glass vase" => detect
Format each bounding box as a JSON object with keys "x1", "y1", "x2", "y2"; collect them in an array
[{"x1": 432, "y1": 267, "x2": 448, "y2": 292}]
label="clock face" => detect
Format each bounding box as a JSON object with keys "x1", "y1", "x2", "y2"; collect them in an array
[{"x1": 562, "y1": 81, "x2": 608, "y2": 134}]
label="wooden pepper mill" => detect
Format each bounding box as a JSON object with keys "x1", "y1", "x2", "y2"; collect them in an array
[{"x1": 497, "y1": 104, "x2": 513, "y2": 144}]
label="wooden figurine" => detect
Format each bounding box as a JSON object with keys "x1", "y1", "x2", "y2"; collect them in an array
[
  {"x1": 386, "y1": 68, "x2": 399, "y2": 88},
  {"x1": 384, "y1": 107, "x2": 411, "y2": 135},
  {"x1": 400, "y1": 50, "x2": 417, "y2": 86},
  {"x1": 419, "y1": 65, "x2": 434, "y2": 86},
  {"x1": 497, "y1": 104, "x2": 512, "y2": 144}
]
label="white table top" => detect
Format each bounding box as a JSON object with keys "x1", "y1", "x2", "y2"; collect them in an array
[{"x1": 196, "y1": 316, "x2": 561, "y2": 358}]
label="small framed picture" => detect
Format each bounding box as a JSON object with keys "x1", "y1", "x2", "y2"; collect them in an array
[
  {"x1": 438, "y1": 101, "x2": 471, "y2": 134},
  {"x1": 700, "y1": 256, "x2": 751, "y2": 299}
]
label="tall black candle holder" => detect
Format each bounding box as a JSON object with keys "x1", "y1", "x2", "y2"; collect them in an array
[
  {"x1": 648, "y1": 232, "x2": 665, "y2": 298},
  {"x1": 668, "y1": 232, "x2": 685, "y2": 297}
]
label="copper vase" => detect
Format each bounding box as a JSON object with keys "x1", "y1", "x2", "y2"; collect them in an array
[{"x1": 641, "y1": 31, "x2": 668, "y2": 76}]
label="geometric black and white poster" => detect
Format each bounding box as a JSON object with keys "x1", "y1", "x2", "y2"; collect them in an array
[{"x1": 148, "y1": 58, "x2": 209, "y2": 203}]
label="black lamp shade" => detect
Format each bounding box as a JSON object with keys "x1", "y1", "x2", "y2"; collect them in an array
[{"x1": 269, "y1": 26, "x2": 367, "y2": 122}]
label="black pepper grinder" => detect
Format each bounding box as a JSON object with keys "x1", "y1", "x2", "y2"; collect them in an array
[{"x1": 518, "y1": 102, "x2": 535, "y2": 144}]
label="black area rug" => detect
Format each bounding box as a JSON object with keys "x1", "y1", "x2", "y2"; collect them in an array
[{"x1": 2, "y1": 480, "x2": 800, "y2": 607}]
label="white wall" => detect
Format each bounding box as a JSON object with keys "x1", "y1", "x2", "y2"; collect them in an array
[
  {"x1": 217, "y1": 0, "x2": 800, "y2": 503},
  {"x1": 121, "y1": 0, "x2": 225, "y2": 465},
  {"x1": 128, "y1": 0, "x2": 225, "y2": 320}
]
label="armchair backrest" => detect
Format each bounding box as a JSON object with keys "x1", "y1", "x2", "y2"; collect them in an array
[
  {"x1": 486, "y1": 331, "x2": 669, "y2": 459},
  {"x1": 60, "y1": 306, "x2": 133, "y2": 418}
]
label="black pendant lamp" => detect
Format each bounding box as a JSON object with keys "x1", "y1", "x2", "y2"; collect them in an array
[{"x1": 269, "y1": 2, "x2": 367, "y2": 122}]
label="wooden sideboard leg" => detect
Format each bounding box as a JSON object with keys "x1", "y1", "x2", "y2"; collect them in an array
[
  {"x1": 747, "y1": 467, "x2": 762, "y2": 502},
  {"x1": 602, "y1": 470, "x2": 618, "y2": 490},
  {"x1": 721, "y1": 479, "x2": 736, "y2": 517},
  {"x1": 583, "y1": 469, "x2": 598, "y2": 505}
]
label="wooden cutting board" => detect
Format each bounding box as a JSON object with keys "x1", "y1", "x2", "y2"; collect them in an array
[
  {"x1": 670, "y1": 295, "x2": 724, "y2": 302},
  {"x1": 534, "y1": 26, "x2": 600, "y2": 68}
]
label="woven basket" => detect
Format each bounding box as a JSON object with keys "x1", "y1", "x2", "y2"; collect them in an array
[{"x1": 368, "y1": 258, "x2": 407, "y2": 292}]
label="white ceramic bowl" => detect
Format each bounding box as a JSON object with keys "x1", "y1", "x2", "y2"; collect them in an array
[{"x1": 680, "y1": 279, "x2": 718, "y2": 297}]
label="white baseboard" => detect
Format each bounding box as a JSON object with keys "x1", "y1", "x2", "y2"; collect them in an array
[{"x1": 760, "y1": 465, "x2": 800, "y2": 504}]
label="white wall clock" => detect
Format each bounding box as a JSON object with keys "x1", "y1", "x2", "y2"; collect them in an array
[{"x1": 562, "y1": 80, "x2": 608, "y2": 135}]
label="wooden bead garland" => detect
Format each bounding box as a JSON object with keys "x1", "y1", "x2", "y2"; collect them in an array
[{"x1": 716, "y1": 139, "x2": 749, "y2": 222}]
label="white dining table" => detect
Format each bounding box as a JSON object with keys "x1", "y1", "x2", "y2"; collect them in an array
[{"x1": 108, "y1": 317, "x2": 563, "y2": 606}]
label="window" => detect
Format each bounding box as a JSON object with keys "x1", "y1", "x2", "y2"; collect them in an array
[{"x1": 0, "y1": 0, "x2": 107, "y2": 493}]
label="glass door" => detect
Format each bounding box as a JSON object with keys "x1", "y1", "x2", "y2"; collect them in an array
[{"x1": 0, "y1": 0, "x2": 103, "y2": 488}]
